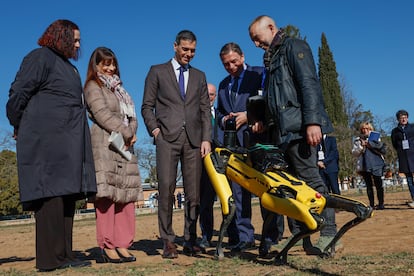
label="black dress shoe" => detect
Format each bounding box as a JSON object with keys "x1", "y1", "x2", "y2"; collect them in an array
[
  {"x1": 101, "y1": 248, "x2": 123, "y2": 263},
  {"x1": 199, "y1": 239, "x2": 210, "y2": 253},
  {"x1": 162, "y1": 240, "x2": 178, "y2": 259},
  {"x1": 230, "y1": 241, "x2": 256, "y2": 254},
  {"x1": 38, "y1": 267, "x2": 57, "y2": 272},
  {"x1": 304, "y1": 245, "x2": 322, "y2": 256},
  {"x1": 199, "y1": 237, "x2": 211, "y2": 250},
  {"x1": 116, "y1": 248, "x2": 136, "y2": 262},
  {"x1": 226, "y1": 239, "x2": 240, "y2": 249},
  {"x1": 258, "y1": 241, "x2": 270, "y2": 257},
  {"x1": 182, "y1": 241, "x2": 201, "y2": 256}
]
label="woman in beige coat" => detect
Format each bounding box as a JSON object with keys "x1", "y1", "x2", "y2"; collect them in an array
[{"x1": 84, "y1": 47, "x2": 143, "y2": 263}]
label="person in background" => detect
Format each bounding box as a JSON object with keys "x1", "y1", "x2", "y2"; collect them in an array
[
  {"x1": 352, "y1": 122, "x2": 386, "y2": 210},
  {"x1": 6, "y1": 19, "x2": 97, "y2": 272},
  {"x1": 84, "y1": 47, "x2": 143, "y2": 263},
  {"x1": 391, "y1": 110, "x2": 414, "y2": 208},
  {"x1": 248, "y1": 15, "x2": 339, "y2": 254},
  {"x1": 199, "y1": 83, "x2": 220, "y2": 251},
  {"x1": 317, "y1": 135, "x2": 341, "y2": 194},
  {"x1": 141, "y1": 30, "x2": 212, "y2": 258},
  {"x1": 177, "y1": 192, "x2": 183, "y2": 209}
]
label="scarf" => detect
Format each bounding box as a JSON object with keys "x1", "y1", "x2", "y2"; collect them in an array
[
  {"x1": 98, "y1": 73, "x2": 136, "y2": 126},
  {"x1": 263, "y1": 29, "x2": 286, "y2": 70}
]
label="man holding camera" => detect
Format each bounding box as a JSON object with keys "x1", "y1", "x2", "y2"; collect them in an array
[{"x1": 216, "y1": 42, "x2": 265, "y2": 254}]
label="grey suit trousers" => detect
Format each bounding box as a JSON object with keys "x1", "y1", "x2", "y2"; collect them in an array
[{"x1": 156, "y1": 130, "x2": 202, "y2": 243}]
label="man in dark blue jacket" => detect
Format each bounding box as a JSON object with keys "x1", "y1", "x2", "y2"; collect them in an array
[
  {"x1": 216, "y1": 42, "x2": 279, "y2": 255},
  {"x1": 391, "y1": 109, "x2": 414, "y2": 207},
  {"x1": 317, "y1": 135, "x2": 341, "y2": 194}
]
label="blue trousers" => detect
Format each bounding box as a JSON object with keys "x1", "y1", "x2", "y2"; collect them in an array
[
  {"x1": 405, "y1": 173, "x2": 414, "y2": 200},
  {"x1": 227, "y1": 181, "x2": 255, "y2": 243},
  {"x1": 319, "y1": 169, "x2": 341, "y2": 195},
  {"x1": 260, "y1": 203, "x2": 284, "y2": 243}
]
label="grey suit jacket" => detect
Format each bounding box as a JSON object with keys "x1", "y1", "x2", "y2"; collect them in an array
[{"x1": 141, "y1": 60, "x2": 211, "y2": 147}]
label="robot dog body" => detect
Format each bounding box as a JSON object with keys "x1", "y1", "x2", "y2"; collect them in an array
[{"x1": 204, "y1": 143, "x2": 373, "y2": 265}]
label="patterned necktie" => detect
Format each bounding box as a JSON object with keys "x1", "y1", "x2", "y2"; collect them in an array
[
  {"x1": 179, "y1": 66, "x2": 186, "y2": 100},
  {"x1": 231, "y1": 76, "x2": 239, "y2": 105}
]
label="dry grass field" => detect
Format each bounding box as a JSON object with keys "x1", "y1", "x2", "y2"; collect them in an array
[{"x1": 1, "y1": 189, "x2": 414, "y2": 275}]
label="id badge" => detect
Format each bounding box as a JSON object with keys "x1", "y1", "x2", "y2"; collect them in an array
[
  {"x1": 318, "y1": 150, "x2": 325, "y2": 160},
  {"x1": 402, "y1": 139, "x2": 410, "y2": 150}
]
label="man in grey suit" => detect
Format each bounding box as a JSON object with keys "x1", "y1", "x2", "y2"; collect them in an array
[{"x1": 141, "y1": 30, "x2": 212, "y2": 259}]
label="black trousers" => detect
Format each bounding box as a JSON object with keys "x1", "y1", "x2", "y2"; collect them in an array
[
  {"x1": 34, "y1": 196, "x2": 76, "y2": 270},
  {"x1": 360, "y1": 171, "x2": 384, "y2": 207},
  {"x1": 285, "y1": 139, "x2": 337, "y2": 238}
]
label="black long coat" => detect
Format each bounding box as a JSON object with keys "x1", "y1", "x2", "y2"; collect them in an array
[
  {"x1": 391, "y1": 123, "x2": 414, "y2": 173},
  {"x1": 6, "y1": 47, "x2": 97, "y2": 207}
]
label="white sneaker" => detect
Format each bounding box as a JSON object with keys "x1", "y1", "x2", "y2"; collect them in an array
[{"x1": 407, "y1": 202, "x2": 414, "y2": 208}]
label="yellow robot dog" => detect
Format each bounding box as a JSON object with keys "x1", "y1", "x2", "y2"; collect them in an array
[{"x1": 204, "y1": 123, "x2": 373, "y2": 265}]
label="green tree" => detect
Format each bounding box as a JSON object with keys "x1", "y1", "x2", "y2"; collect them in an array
[
  {"x1": 284, "y1": 24, "x2": 306, "y2": 40},
  {"x1": 351, "y1": 110, "x2": 376, "y2": 132},
  {"x1": 334, "y1": 125, "x2": 355, "y2": 180},
  {"x1": 0, "y1": 150, "x2": 21, "y2": 215},
  {"x1": 318, "y1": 33, "x2": 348, "y2": 127}
]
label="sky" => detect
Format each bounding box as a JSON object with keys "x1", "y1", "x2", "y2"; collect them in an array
[{"x1": 1, "y1": 0, "x2": 413, "y2": 144}]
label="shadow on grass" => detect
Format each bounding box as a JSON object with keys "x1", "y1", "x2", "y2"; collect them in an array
[
  {"x1": 236, "y1": 250, "x2": 342, "y2": 276},
  {"x1": 0, "y1": 256, "x2": 35, "y2": 265},
  {"x1": 131, "y1": 238, "x2": 163, "y2": 256}
]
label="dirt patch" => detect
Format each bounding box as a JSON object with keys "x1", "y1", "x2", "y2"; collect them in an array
[{"x1": 0, "y1": 188, "x2": 413, "y2": 274}]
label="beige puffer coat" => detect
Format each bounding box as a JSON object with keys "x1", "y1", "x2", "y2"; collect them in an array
[{"x1": 84, "y1": 81, "x2": 143, "y2": 203}]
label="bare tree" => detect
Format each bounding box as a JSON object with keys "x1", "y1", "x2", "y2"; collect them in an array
[
  {"x1": 0, "y1": 130, "x2": 15, "y2": 151},
  {"x1": 135, "y1": 138, "x2": 183, "y2": 189},
  {"x1": 135, "y1": 138, "x2": 157, "y2": 187}
]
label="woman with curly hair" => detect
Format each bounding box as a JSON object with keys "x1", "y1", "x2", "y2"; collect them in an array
[
  {"x1": 352, "y1": 122, "x2": 386, "y2": 210},
  {"x1": 6, "y1": 19, "x2": 97, "y2": 272}
]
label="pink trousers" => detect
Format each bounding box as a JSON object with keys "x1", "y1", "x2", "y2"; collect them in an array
[{"x1": 95, "y1": 198, "x2": 136, "y2": 249}]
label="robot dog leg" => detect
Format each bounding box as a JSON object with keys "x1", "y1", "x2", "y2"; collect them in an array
[
  {"x1": 260, "y1": 188, "x2": 323, "y2": 265},
  {"x1": 204, "y1": 150, "x2": 236, "y2": 260},
  {"x1": 270, "y1": 192, "x2": 373, "y2": 264},
  {"x1": 205, "y1": 144, "x2": 374, "y2": 265},
  {"x1": 206, "y1": 145, "x2": 327, "y2": 263},
  {"x1": 317, "y1": 194, "x2": 374, "y2": 257}
]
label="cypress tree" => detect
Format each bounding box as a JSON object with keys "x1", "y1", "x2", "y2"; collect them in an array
[{"x1": 318, "y1": 33, "x2": 348, "y2": 127}]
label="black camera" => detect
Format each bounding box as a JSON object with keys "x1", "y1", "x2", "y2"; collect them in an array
[{"x1": 223, "y1": 117, "x2": 236, "y2": 147}]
